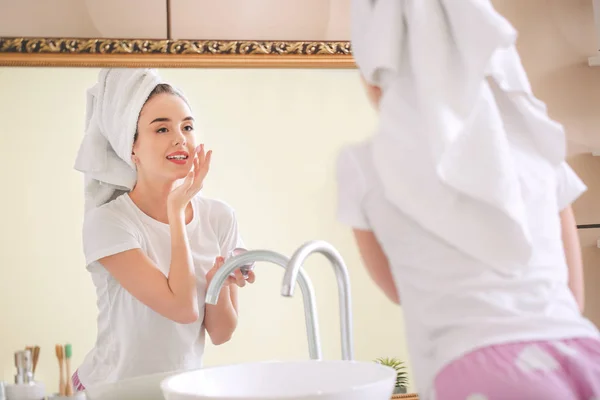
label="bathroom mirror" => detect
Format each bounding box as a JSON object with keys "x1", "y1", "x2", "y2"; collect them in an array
[
  {"x1": 0, "y1": 66, "x2": 413, "y2": 394},
  {"x1": 0, "y1": 0, "x2": 354, "y2": 68}
]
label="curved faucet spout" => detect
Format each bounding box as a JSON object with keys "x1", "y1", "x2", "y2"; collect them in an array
[
  {"x1": 205, "y1": 249, "x2": 322, "y2": 360},
  {"x1": 281, "y1": 240, "x2": 354, "y2": 361}
]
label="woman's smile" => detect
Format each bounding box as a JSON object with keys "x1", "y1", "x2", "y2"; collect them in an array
[{"x1": 166, "y1": 150, "x2": 190, "y2": 165}]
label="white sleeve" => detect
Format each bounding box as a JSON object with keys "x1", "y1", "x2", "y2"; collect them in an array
[
  {"x1": 556, "y1": 161, "x2": 587, "y2": 211},
  {"x1": 211, "y1": 202, "x2": 245, "y2": 256},
  {"x1": 82, "y1": 207, "x2": 141, "y2": 268},
  {"x1": 335, "y1": 147, "x2": 371, "y2": 230}
]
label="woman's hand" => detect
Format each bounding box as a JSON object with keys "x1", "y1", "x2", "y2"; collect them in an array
[
  {"x1": 206, "y1": 256, "x2": 256, "y2": 288},
  {"x1": 204, "y1": 255, "x2": 252, "y2": 345},
  {"x1": 167, "y1": 144, "x2": 212, "y2": 214}
]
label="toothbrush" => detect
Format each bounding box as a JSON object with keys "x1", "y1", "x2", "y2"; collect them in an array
[
  {"x1": 56, "y1": 344, "x2": 65, "y2": 396},
  {"x1": 25, "y1": 346, "x2": 41, "y2": 377},
  {"x1": 65, "y1": 344, "x2": 74, "y2": 396},
  {"x1": 32, "y1": 346, "x2": 40, "y2": 376}
]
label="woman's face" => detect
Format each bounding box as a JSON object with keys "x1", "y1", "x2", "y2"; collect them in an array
[{"x1": 133, "y1": 93, "x2": 197, "y2": 182}]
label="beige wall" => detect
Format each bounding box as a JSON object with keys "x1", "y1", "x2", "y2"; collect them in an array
[{"x1": 493, "y1": 0, "x2": 600, "y2": 325}]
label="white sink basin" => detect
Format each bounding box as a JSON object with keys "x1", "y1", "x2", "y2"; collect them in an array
[
  {"x1": 85, "y1": 370, "x2": 183, "y2": 400},
  {"x1": 160, "y1": 360, "x2": 396, "y2": 400}
]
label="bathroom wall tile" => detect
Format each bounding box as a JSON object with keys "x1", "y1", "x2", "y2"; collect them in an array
[
  {"x1": 0, "y1": 0, "x2": 168, "y2": 39},
  {"x1": 169, "y1": 0, "x2": 350, "y2": 41}
]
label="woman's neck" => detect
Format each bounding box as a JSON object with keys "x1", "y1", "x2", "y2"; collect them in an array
[{"x1": 128, "y1": 176, "x2": 178, "y2": 224}]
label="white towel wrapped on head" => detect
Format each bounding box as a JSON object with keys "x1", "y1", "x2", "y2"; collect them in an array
[
  {"x1": 351, "y1": 0, "x2": 567, "y2": 272},
  {"x1": 74, "y1": 68, "x2": 163, "y2": 212}
]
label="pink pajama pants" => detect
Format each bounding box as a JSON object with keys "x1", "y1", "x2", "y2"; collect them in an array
[
  {"x1": 71, "y1": 370, "x2": 85, "y2": 392},
  {"x1": 433, "y1": 337, "x2": 600, "y2": 400}
]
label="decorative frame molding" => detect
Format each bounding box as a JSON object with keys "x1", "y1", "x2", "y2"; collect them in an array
[{"x1": 0, "y1": 37, "x2": 356, "y2": 68}]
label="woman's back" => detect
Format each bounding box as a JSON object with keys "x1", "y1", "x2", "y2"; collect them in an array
[{"x1": 336, "y1": 138, "x2": 599, "y2": 394}]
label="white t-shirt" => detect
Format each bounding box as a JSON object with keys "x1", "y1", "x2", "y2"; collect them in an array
[
  {"x1": 336, "y1": 140, "x2": 600, "y2": 397},
  {"x1": 77, "y1": 193, "x2": 243, "y2": 387}
]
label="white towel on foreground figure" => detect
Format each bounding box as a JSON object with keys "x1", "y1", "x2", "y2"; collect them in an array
[
  {"x1": 351, "y1": 0, "x2": 567, "y2": 272},
  {"x1": 74, "y1": 68, "x2": 163, "y2": 213}
]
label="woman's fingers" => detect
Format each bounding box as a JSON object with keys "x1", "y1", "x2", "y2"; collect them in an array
[
  {"x1": 213, "y1": 256, "x2": 224, "y2": 269},
  {"x1": 194, "y1": 144, "x2": 205, "y2": 179},
  {"x1": 246, "y1": 270, "x2": 256, "y2": 284},
  {"x1": 180, "y1": 170, "x2": 195, "y2": 192},
  {"x1": 199, "y1": 150, "x2": 212, "y2": 178},
  {"x1": 193, "y1": 152, "x2": 200, "y2": 174},
  {"x1": 208, "y1": 255, "x2": 256, "y2": 289},
  {"x1": 188, "y1": 146, "x2": 211, "y2": 195},
  {"x1": 233, "y1": 269, "x2": 246, "y2": 287},
  {"x1": 197, "y1": 143, "x2": 205, "y2": 166}
]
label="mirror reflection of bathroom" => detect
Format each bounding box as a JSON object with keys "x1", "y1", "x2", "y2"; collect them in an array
[
  {"x1": 1, "y1": 0, "x2": 599, "y2": 398},
  {"x1": 0, "y1": 66, "x2": 411, "y2": 393}
]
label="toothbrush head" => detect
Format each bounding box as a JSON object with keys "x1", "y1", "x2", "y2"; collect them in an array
[
  {"x1": 55, "y1": 344, "x2": 63, "y2": 360},
  {"x1": 64, "y1": 344, "x2": 72, "y2": 359}
]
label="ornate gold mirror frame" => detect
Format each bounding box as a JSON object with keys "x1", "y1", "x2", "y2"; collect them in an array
[
  {"x1": 0, "y1": 37, "x2": 355, "y2": 68},
  {"x1": 0, "y1": 0, "x2": 356, "y2": 68}
]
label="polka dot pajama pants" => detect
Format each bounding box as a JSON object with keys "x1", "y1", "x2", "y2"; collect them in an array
[{"x1": 433, "y1": 338, "x2": 600, "y2": 400}]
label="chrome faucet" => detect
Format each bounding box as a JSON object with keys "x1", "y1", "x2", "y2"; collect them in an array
[
  {"x1": 205, "y1": 249, "x2": 322, "y2": 360},
  {"x1": 281, "y1": 240, "x2": 354, "y2": 361}
]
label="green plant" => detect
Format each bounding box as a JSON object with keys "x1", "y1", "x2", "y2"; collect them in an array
[{"x1": 374, "y1": 357, "x2": 408, "y2": 389}]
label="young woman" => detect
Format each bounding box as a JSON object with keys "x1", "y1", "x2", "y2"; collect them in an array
[
  {"x1": 340, "y1": 1, "x2": 600, "y2": 399},
  {"x1": 72, "y1": 69, "x2": 253, "y2": 389}
]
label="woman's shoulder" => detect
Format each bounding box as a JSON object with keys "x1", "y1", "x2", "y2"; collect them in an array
[
  {"x1": 81, "y1": 195, "x2": 143, "y2": 269},
  {"x1": 83, "y1": 194, "x2": 137, "y2": 232}
]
